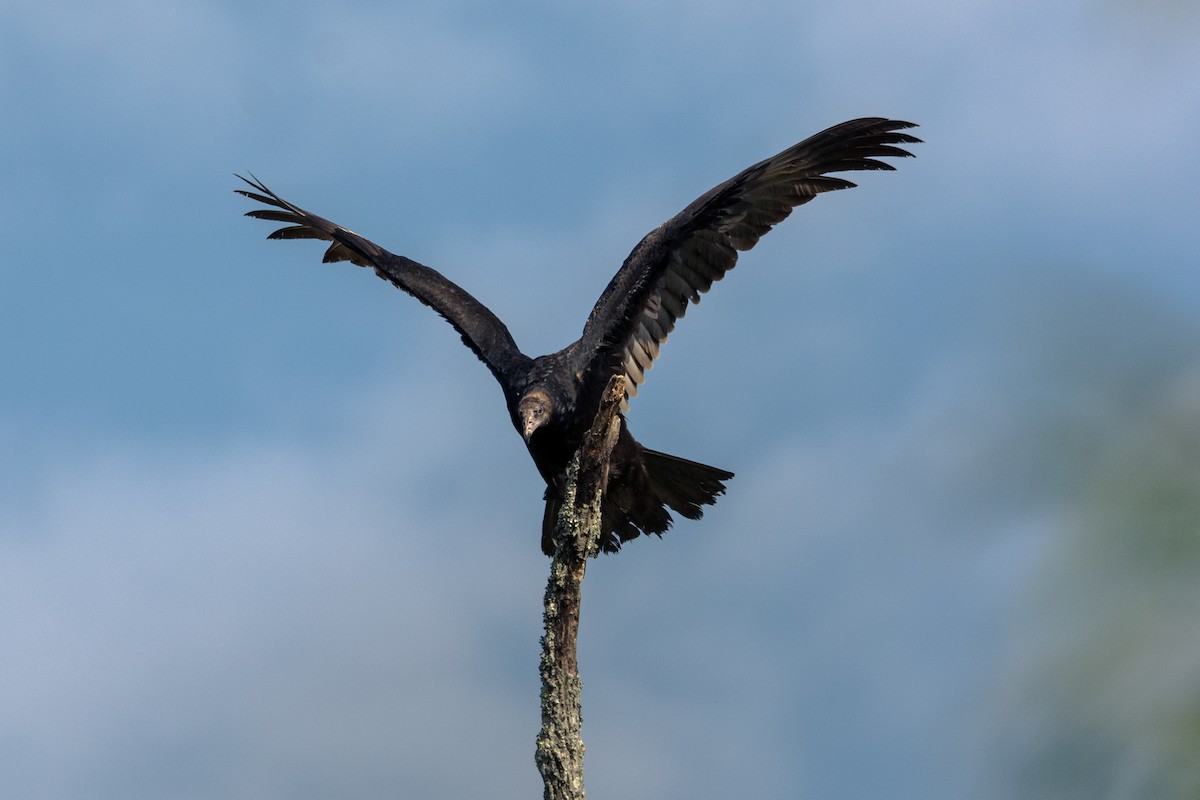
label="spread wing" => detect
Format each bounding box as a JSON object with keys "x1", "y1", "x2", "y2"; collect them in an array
[
  {"x1": 577, "y1": 118, "x2": 919, "y2": 408},
  {"x1": 236, "y1": 176, "x2": 529, "y2": 384}
]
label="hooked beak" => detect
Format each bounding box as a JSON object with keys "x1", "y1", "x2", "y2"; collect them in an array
[{"x1": 518, "y1": 390, "x2": 551, "y2": 445}]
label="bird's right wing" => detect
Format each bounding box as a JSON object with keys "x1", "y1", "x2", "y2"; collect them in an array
[{"x1": 237, "y1": 176, "x2": 528, "y2": 384}]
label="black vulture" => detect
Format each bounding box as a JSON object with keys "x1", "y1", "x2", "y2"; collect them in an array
[{"x1": 237, "y1": 117, "x2": 920, "y2": 554}]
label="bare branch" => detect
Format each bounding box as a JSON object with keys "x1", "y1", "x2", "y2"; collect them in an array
[{"x1": 535, "y1": 376, "x2": 624, "y2": 800}]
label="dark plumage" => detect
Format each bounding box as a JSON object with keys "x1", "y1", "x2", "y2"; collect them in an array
[{"x1": 237, "y1": 117, "x2": 919, "y2": 554}]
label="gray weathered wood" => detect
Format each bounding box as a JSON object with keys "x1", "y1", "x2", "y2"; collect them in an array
[{"x1": 535, "y1": 376, "x2": 624, "y2": 800}]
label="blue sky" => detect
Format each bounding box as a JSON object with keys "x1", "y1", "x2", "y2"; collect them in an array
[{"x1": 3, "y1": 1, "x2": 1200, "y2": 798}]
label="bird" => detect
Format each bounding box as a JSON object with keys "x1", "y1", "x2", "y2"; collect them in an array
[{"x1": 237, "y1": 117, "x2": 919, "y2": 555}]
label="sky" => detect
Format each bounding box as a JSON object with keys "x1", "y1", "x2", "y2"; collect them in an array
[{"x1": 2, "y1": 0, "x2": 1200, "y2": 798}]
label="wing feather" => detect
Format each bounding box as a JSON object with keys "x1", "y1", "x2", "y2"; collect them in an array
[
  {"x1": 236, "y1": 175, "x2": 528, "y2": 383},
  {"x1": 577, "y1": 118, "x2": 919, "y2": 408}
]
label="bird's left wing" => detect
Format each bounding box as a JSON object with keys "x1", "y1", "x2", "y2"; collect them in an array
[
  {"x1": 577, "y1": 118, "x2": 919, "y2": 408},
  {"x1": 236, "y1": 176, "x2": 528, "y2": 384}
]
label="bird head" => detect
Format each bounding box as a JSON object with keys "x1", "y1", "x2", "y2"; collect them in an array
[{"x1": 518, "y1": 390, "x2": 553, "y2": 443}]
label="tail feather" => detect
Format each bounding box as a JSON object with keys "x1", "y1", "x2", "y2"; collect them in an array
[
  {"x1": 642, "y1": 449, "x2": 734, "y2": 521},
  {"x1": 539, "y1": 449, "x2": 733, "y2": 556}
]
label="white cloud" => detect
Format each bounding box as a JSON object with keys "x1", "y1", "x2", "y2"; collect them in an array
[{"x1": 0, "y1": 370, "x2": 546, "y2": 798}]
